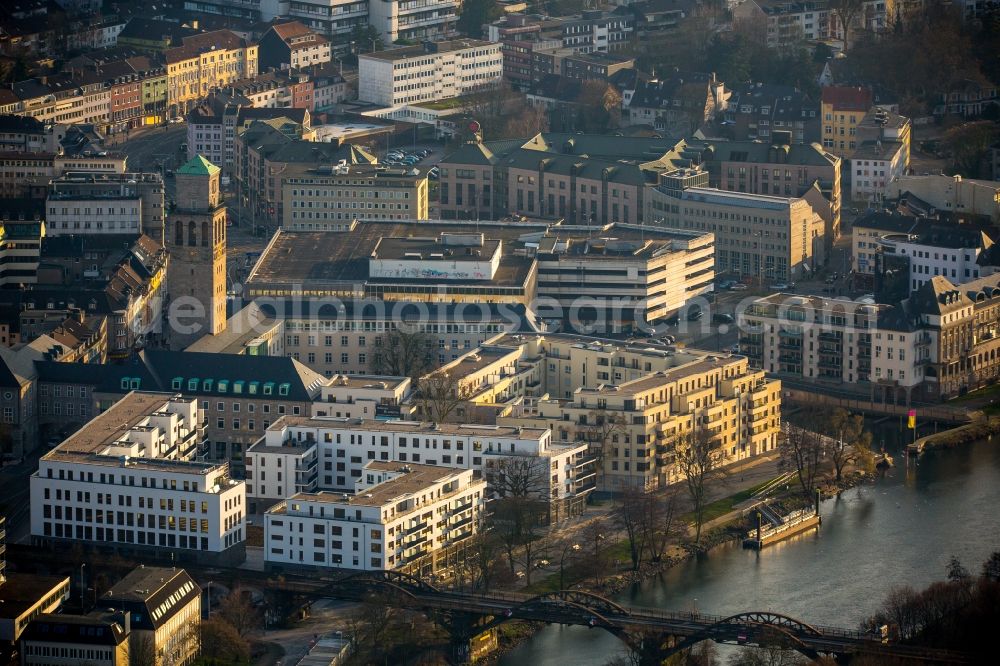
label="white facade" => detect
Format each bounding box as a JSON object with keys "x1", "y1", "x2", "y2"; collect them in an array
[
  {"x1": 367, "y1": 0, "x2": 459, "y2": 44},
  {"x1": 850, "y1": 143, "x2": 907, "y2": 202},
  {"x1": 358, "y1": 40, "x2": 502, "y2": 106},
  {"x1": 876, "y1": 235, "x2": 987, "y2": 290},
  {"x1": 312, "y1": 375, "x2": 412, "y2": 419},
  {"x1": 44, "y1": 195, "x2": 142, "y2": 236},
  {"x1": 30, "y1": 393, "x2": 247, "y2": 560},
  {"x1": 264, "y1": 462, "x2": 485, "y2": 571},
  {"x1": 186, "y1": 121, "x2": 225, "y2": 168},
  {"x1": 247, "y1": 417, "x2": 589, "y2": 509},
  {"x1": 285, "y1": 0, "x2": 369, "y2": 41}
]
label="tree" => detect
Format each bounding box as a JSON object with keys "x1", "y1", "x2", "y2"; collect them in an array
[
  {"x1": 943, "y1": 121, "x2": 1000, "y2": 178},
  {"x1": 831, "y1": 0, "x2": 866, "y2": 51},
  {"x1": 574, "y1": 81, "x2": 622, "y2": 133},
  {"x1": 200, "y1": 618, "x2": 250, "y2": 663},
  {"x1": 368, "y1": 325, "x2": 434, "y2": 378},
  {"x1": 488, "y1": 455, "x2": 551, "y2": 584},
  {"x1": 127, "y1": 635, "x2": 157, "y2": 666},
  {"x1": 457, "y1": 529, "x2": 505, "y2": 592},
  {"x1": 613, "y1": 488, "x2": 652, "y2": 571},
  {"x1": 646, "y1": 485, "x2": 686, "y2": 563},
  {"x1": 415, "y1": 372, "x2": 472, "y2": 423},
  {"x1": 584, "y1": 409, "x2": 627, "y2": 485},
  {"x1": 982, "y1": 550, "x2": 1000, "y2": 582},
  {"x1": 675, "y1": 428, "x2": 723, "y2": 545},
  {"x1": 578, "y1": 516, "x2": 611, "y2": 584},
  {"x1": 349, "y1": 24, "x2": 384, "y2": 54},
  {"x1": 457, "y1": 0, "x2": 502, "y2": 38},
  {"x1": 778, "y1": 424, "x2": 825, "y2": 499},
  {"x1": 216, "y1": 587, "x2": 262, "y2": 639},
  {"x1": 822, "y1": 408, "x2": 874, "y2": 482}
]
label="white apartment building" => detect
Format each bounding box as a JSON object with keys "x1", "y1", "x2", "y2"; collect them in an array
[
  {"x1": 358, "y1": 40, "x2": 502, "y2": 106},
  {"x1": 44, "y1": 194, "x2": 142, "y2": 236},
  {"x1": 647, "y1": 169, "x2": 827, "y2": 282},
  {"x1": 30, "y1": 392, "x2": 247, "y2": 565},
  {"x1": 265, "y1": 461, "x2": 485, "y2": 573},
  {"x1": 852, "y1": 212, "x2": 993, "y2": 287},
  {"x1": 850, "y1": 140, "x2": 907, "y2": 203},
  {"x1": 312, "y1": 374, "x2": 412, "y2": 419},
  {"x1": 246, "y1": 417, "x2": 591, "y2": 519}
]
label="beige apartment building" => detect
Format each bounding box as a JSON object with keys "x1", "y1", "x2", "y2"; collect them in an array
[
  {"x1": 648, "y1": 169, "x2": 826, "y2": 282},
  {"x1": 423, "y1": 333, "x2": 782, "y2": 491},
  {"x1": 282, "y1": 164, "x2": 429, "y2": 229}
]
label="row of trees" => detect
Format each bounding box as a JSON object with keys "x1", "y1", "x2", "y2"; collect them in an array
[{"x1": 862, "y1": 552, "x2": 1000, "y2": 661}]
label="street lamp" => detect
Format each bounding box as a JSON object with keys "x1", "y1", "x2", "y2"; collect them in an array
[{"x1": 79, "y1": 564, "x2": 87, "y2": 611}]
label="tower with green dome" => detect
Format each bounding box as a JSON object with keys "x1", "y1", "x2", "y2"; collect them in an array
[{"x1": 166, "y1": 155, "x2": 227, "y2": 347}]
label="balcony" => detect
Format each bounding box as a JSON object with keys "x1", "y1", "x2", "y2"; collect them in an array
[
  {"x1": 406, "y1": 521, "x2": 428, "y2": 536},
  {"x1": 818, "y1": 359, "x2": 841, "y2": 370},
  {"x1": 819, "y1": 346, "x2": 842, "y2": 355},
  {"x1": 778, "y1": 342, "x2": 802, "y2": 351},
  {"x1": 818, "y1": 332, "x2": 841, "y2": 342}
]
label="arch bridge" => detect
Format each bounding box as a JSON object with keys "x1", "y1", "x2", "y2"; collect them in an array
[{"x1": 320, "y1": 572, "x2": 970, "y2": 665}]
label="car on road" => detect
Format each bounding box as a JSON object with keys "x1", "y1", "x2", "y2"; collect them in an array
[
  {"x1": 661, "y1": 334, "x2": 676, "y2": 343},
  {"x1": 771, "y1": 282, "x2": 790, "y2": 291},
  {"x1": 728, "y1": 343, "x2": 741, "y2": 353},
  {"x1": 824, "y1": 276, "x2": 836, "y2": 284},
  {"x1": 712, "y1": 313, "x2": 734, "y2": 324},
  {"x1": 730, "y1": 283, "x2": 749, "y2": 291},
  {"x1": 687, "y1": 306, "x2": 703, "y2": 321},
  {"x1": 718, "y1": 279, "x2": 736, "y2": 290},
  {"x1": 428, "y1": 167, "x2": 439, "y2": 179},
  {"x1": 169, "y1": 117, "x2": 184, "y2": 124}
]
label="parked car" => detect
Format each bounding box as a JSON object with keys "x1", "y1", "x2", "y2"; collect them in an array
[
  {"x1": 687, "y1": 306, "x2": 703, "y2": 321},
  {"x1": 731, "y1": 283, "x2": 749, "y2": 291},
  {"x1": 712, "y1": 313, "x2": 734, "y2": 324},
  {"x1": 771, "y1": 282, "x2": 790, "y2": 291}
]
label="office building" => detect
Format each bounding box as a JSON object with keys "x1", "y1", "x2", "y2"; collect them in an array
[
  {"x1": 358, "y1": 40, "x2": 502, "y2": 106},
  {"x1": 283, "y1": 164, "x2": 429, "y2": 228},
  {"x1": 29, "y1": 392, "x2": 247, "y2": 565},
  {"x1": 46, "y1": 172, "x2": 165, "y2": 243},
  {"x1": 647, "y1": 168, "x2": 827, "y2": 281}
]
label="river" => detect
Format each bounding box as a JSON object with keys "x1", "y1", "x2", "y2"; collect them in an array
[{"x1": 500, "y1": 433, "x2": 1000, "y2": 665}]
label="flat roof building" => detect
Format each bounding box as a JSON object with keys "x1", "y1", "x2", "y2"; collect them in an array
[
  {"x1": 265, "y1": 461, "x2": 486, "y2": 575},
  {"x1": 29, "y1": 392, "x2": 247, "y2": 565}
]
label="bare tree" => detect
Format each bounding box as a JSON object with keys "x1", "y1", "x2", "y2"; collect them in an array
[
  {"x1": 584, "y1": 409, "x2": 627, "y2": 484},
  {"x1": 553, "y1": 536, "x2": 582, "y2": 590},
  {"x1": 646, "y1": 485, "x2": 686, "y2": 563},
  {"x1": 823, "y1": 408, "x2": 874, "y2": 481},
  {"x1": 415, "y1": 372, "x2": 473, "y2": 423},
  {"x1": 368, "y1": 325, "x2": 435, "y2": 378},
  {"x1": 613, "y1": 488, "x2": 651, "y2": 571},
  {"x1": 831, "y1": 0, "x2": 866, "y2": 50},
  {"x1": 458, "y1": 529, "x2": 505, "y2": 592},
  {"x1": 127, "y1": 635, "x2": 156, "y2": 666},
  {"x1": 216, "y1": 587, "x2": 262, "y2": 639},
  {"x1": 675, "y1": 428, "x2": 723, "y2": 545},
  {"x1": 578, "y1": 516, "x2": 612, "y2": 585},
  {"x1": 488, "y1": 455, "x2": 552, "y2": 584},
  {"x1": 200, "y1": 618, "x2": 250, "y2": 663},
  {"x1": 779, "y1": 424, "x2": 825, "y2": 499}
]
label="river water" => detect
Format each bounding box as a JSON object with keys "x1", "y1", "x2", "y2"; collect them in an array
[{"x1": 500, "y1": 434, "x2": 1000, "y2": 665}]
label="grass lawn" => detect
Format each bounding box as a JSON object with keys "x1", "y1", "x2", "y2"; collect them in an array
[{"x1": 950, "y1": 382, "x2": 1000, "y2": 404}]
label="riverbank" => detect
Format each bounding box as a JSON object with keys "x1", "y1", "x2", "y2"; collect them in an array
[{"x1": 909, "y1": 416, "x2": 1000, "y2": 453}]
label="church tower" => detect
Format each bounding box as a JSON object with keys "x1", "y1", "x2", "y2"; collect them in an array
[{"x1": 166, "y1": 155, "x2": 227, "y2": 348}]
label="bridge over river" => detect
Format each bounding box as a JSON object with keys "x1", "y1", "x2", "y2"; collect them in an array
[{"x1": 318, "y1": 571, "x2": 971, "y2": 664}]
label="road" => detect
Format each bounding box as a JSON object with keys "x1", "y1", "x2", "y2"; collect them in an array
[{"x1": 117, "y1": 123, "x2": 188, "y2": 202}]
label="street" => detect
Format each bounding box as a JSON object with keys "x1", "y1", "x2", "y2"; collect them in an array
[{"x1": 117, "y1": 123, "x2": 188, "y2": 201}]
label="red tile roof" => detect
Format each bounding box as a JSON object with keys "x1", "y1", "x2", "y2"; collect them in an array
[{"x1": 821, "y1": 85, "x2": 872, "y2": 111}]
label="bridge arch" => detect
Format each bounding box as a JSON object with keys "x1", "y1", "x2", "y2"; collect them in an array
[
  {"x1": 324, "y1": 570, "x2": 442, "y2": 600},
  {"x1": 522, "y1": 590, "x2": 631, "y2": 618},
  {"x1": 717, "y1": 612, "x2": 822, "y2": 637}
]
